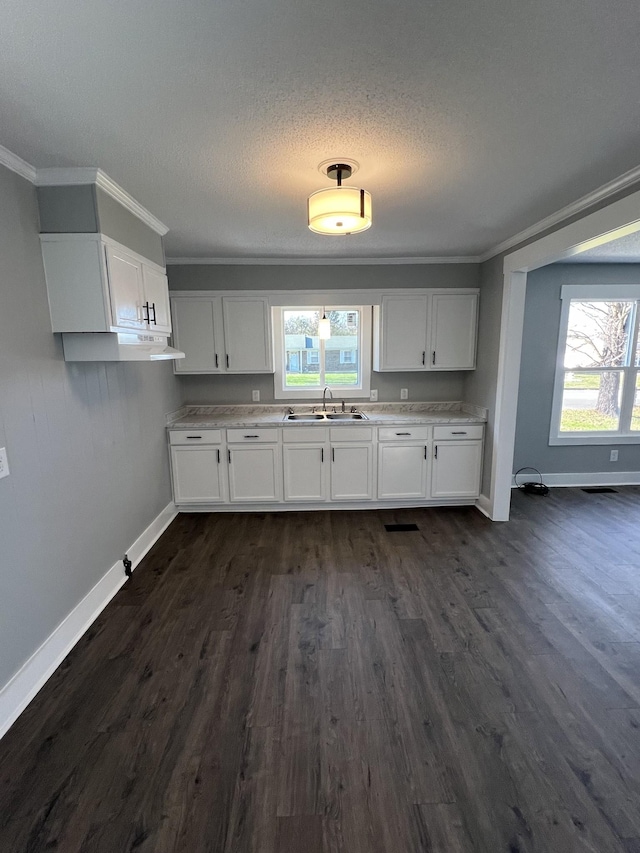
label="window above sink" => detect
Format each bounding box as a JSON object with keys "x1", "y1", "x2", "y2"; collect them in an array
[{"x1": 272, "y1": 305, "x2": 372, "y2": 400}]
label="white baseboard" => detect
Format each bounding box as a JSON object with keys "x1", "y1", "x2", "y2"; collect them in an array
[
  {"x1": 475, "y1": 493, "x2": 493, "y2": 519},
  {"x1": 513, "y1": 472, "x2": 640, "y2": 488},
  {"x1": 0, "y1": 502, "x2": 177, "y2": 741}
]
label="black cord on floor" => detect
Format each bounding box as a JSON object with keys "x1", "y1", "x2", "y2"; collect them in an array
[{"x1": 514, "y1": 467, "x2": 549, "y2": 496}]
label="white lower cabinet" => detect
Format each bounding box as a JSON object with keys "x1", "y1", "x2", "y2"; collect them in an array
[
  {"x1": 169, "y1": 421, "x2": 484, "y2": 507},
  {"x1": 378, "y1": 444, "x2": 428, "y2": 499},
  {"x1": 170, "y1": 435, "x2": 226, "y2": 504},
  {"x1": 227, "y1": 429, "x2": 281, "y2": 502},
  {"x1": 430, "y1": 425, "x2": 483, "y2": 499},
  {"x1": 283, "y1": 427, "x2": 328, "y2": 502},
  {"x1": 329, "y1": 427, "x2": 374, "y2": 501}
]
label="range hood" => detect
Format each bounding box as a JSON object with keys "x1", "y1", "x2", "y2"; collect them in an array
[{"x1": 60, "y1": 332, "x2": 185, "y2": 362}]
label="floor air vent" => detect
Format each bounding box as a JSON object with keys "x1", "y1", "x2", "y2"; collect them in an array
[
  {"x1": 581, "y1": 487, "x2": 618, "y2": 493},
  {"x1": 384, "y1": 523, "x2": 419, "y2": 532}
]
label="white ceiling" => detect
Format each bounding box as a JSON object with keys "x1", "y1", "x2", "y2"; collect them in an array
[{"x1": 2, "y1": 0, "x2": 640, "y2": 260}]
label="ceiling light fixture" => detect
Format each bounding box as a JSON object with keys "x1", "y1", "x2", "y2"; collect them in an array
[{"x1": 308, "y1": 162, "x2": 372, "y2": 236}]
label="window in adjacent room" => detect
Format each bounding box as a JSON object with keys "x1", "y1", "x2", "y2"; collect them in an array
[
  {"x1": 273, "y1": 306, "x2": 372, "y2": 399},
  {"x1": 550, "y1": 285, "x2": 640, "y2": 444}
]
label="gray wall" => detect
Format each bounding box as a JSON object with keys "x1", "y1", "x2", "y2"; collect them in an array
[
  {"x1": 169, "y1": 263, "x2": 478, "y2": 404},
  {"x1": 36, "y1": 184, "x2": 165, "y2": 267},
  {"x1": 167, "y1": 262, "x2": 479, "y2": 292},
  {"x1": 37, "y1": 185, "x2": 98, "y2": 233},
  {"x1": 462, "y1": 255, "x2": 503, "y2": 494},
  {"x1": 514, "y1": 262, "x2": 640, "y2": 474},
  {"x1": 0, "y1": 166, "x2": 182, "y2": 693},
  {"x1": 462, "y1": 179, "x2": 640, "y2": 499},
  {"x1": 95, "y1": 188, "x2": 164, "y2": 267}
]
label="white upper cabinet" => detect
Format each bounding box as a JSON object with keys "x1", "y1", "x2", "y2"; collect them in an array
[
  {"x1": 430, "y1": 293, "x2": 478, "y2": 370},
  {"x1": 223, "y1": 297, "x2": 273, "y2": 373},
  {"x1": 171, "y1": 298, "x2": 222, "y2": 373},
  {"x1": 105, "y1": 245, "x2": 146, "y2": 331},
  {"x1": 373, "y1": 290, "x2": 479, "y2": 372},
  {"x1": 141, "y1": 265, "x2": 172, "y2": 334},
  {"x1": 373, "y1": 295, "x2": 428, "y2": 371},
  {"x1": 171, "y1": 295, "x2": 273, "y2": 374},
  {"x1": 41, "y1": 234, "x2": 172, "y2": 336}
]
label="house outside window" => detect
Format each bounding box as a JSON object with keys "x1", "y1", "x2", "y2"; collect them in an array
[
  {"x1": 550, "y1": 284, "x2": 640, "y2": 444},
  {"x1": 273, "y1": 306, "x2": 372, "y2": 399}
]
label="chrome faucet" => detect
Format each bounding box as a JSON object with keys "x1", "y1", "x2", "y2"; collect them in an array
[
  {"x1": 322, "y1": 386, "x2": 333, "y2": 411},
  {"x1": 341, "y1": 399, "x2": 346, "y2": 412}
]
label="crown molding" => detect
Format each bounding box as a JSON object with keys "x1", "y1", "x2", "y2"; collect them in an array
[
  {"x1": 165, "y1": 255, "x2": 481, "y2": 265},
  {"x1": 35, "y1": 167, "x2": 169, "y2": 236},
  {"x1": 0, "y1": 144, "x2": 37, "y2": 183},
  {"x1": 481, "y1": 163, "x2": 640, "y2": 263}
]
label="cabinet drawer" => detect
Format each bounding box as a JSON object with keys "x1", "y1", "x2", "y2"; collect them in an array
[
  {"x1": 169, "y1": 429, "x2": 222, "y2": 445},
  {"x1": 433, "y1": 424, "x2": 484, "y2": 440},
  {"x1": 283, "y1": 426, "x2": 328, "y2": 443},
  {"x1": 329, "y1": 427, "x2": 373, "y2": 443},
  {"x1": 227, "y1": 428, "x2": 279, "y2": 443},
  {"x1": 378, "y1": 426, "x2": 430, "y2": 441}
]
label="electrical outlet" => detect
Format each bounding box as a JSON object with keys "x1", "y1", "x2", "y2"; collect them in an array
[
  {"x1": 0, "y1": 447, "x2": 9, "y2": 480},
  {"x1": 370, "y1": 389, "x2": 378, "y2": 402},
  {"x1": 252, "y1": 390, "x2": 260, "y2": 402},
  {"x1": 400, "y1": 388, "x2": 408, "y2": 400},
  {"x1": 610, "y1": 449, "x2": 619, "y2": 462}
]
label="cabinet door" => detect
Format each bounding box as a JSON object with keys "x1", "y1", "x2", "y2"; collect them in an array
[
  {"x1": 171, "y1": 298, "x2": 222, "y2": 373},
  {"x1": 430, "y1": 293, "x2": 478, "y2": 370},
  {"x1": 331, "y1": 444, "x2": 374, "y2": 501},
  {"x1": 377, "y1": 295, "x2": 428, "y2": 371},
  {"x1": 283, "y1": 445, "x2": 327, "y2": 501},
  {"x1": 228, "y1": 446, "x2": 281, "y2": 502},
  {"x1": 105, "y1": 245, "x2": 146, "y2": 330},
  {"x1": 430, "y1": 440, "x2": 482, "y2": 498},
  {"x1": 223, "y1": 297, "x2": 273, "y2": 373},
  {"x1": 142, "y1": 265, "x2": 172, "y2": 334},
  {"x1": 171, "y1": 446, "x2": 226, "y2": 503},
  {"x1": 378, "y1": 443, "x2": 427, "y2": 499}
]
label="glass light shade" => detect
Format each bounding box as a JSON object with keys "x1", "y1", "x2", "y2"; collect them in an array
[
  {"x1": 318, "y1": 314, "x2": 331, "y2": 339},
  {"x1": 308, "y1": 186, "x2": 372, "y2": 235}
]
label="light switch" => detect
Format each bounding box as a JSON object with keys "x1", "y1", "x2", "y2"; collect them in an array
[
  {"x1": 400, "y1": 388, "x2": 408, "y2": 400},
  {"x1": 0, "y1": 447, "x2": 9, "y2": 480},
  {"x1": 252, "y1": 390, "x2": 260, "y2": 402}
]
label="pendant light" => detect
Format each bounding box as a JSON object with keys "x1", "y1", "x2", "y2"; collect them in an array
[
  {"x1": 318, "y1": 312, "x2": 331, "y2": 339},
  {"x1": 308, "y1": 162, "x2": 372, "y2": 235}
]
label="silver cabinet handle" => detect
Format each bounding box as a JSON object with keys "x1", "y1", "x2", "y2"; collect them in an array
[
  {"x1": 434, "y1": 445, "x2": 438, "y2": 459},
  {"x1": 432, "y1": 351, "x2": 436, "y2": 365},
  {"x1": 422, "y1": 351, "x2": 426, "y2": 365},
  {"x1": 451, "y1": 431, "x2": 467, "y2": 435},
  {"x1": 424, "y1": 445, "x2": 427, "y2": 459},
  {"x1": 186, "y1": 435, "x2": 202, "y2": 439},
  {"x1": 217, "y1": 449, "x2": 220, "y2": 464},
  {"x1": 321, "y1": 448, "x2": 324, "y2": 462},
  {"x1": 244, "y1": 435, "x2": 259, "y2": 439},
  {"x1": 396, "y1": 432, "x2": 411, "y2": 436},
  {"x1": 215, "y1": 353, "x2": 219, "y2": 368}
]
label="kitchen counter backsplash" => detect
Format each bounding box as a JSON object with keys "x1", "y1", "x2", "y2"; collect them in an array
[{"x1": 168, "y1": 401, "x2": 487, "y2": 428}]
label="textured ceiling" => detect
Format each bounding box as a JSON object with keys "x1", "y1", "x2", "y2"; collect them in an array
[
  {"x1": 2, "y1": 0, "x2": 640, "y2": 259},
  {"x1": 567, "y1": 231, "x2": 640, "y2": 263}
]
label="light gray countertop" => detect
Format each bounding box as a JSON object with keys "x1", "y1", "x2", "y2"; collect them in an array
[{"x1": 168, "y1": 402, "x2": 487, "y2": 430}]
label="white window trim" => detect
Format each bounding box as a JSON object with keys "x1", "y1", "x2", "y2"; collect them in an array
[
  {"x1": 273, "y1": 305, "x2": 372, "y2": 400},
  {"x1": 549, "y1": 284, "x2": 640, "y2": 445}
]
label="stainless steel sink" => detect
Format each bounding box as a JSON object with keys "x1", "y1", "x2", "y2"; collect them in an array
[
  {"x1": 286, "y1": 413, "x2": 326, "y2": 420},
  {"x1": 285, "y1": 411, "x2": 367, "y2": 421}
]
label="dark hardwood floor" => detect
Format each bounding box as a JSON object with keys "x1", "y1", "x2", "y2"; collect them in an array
[{"x1": 2, "y1": 488, "x2": 640, "y2": 852}]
